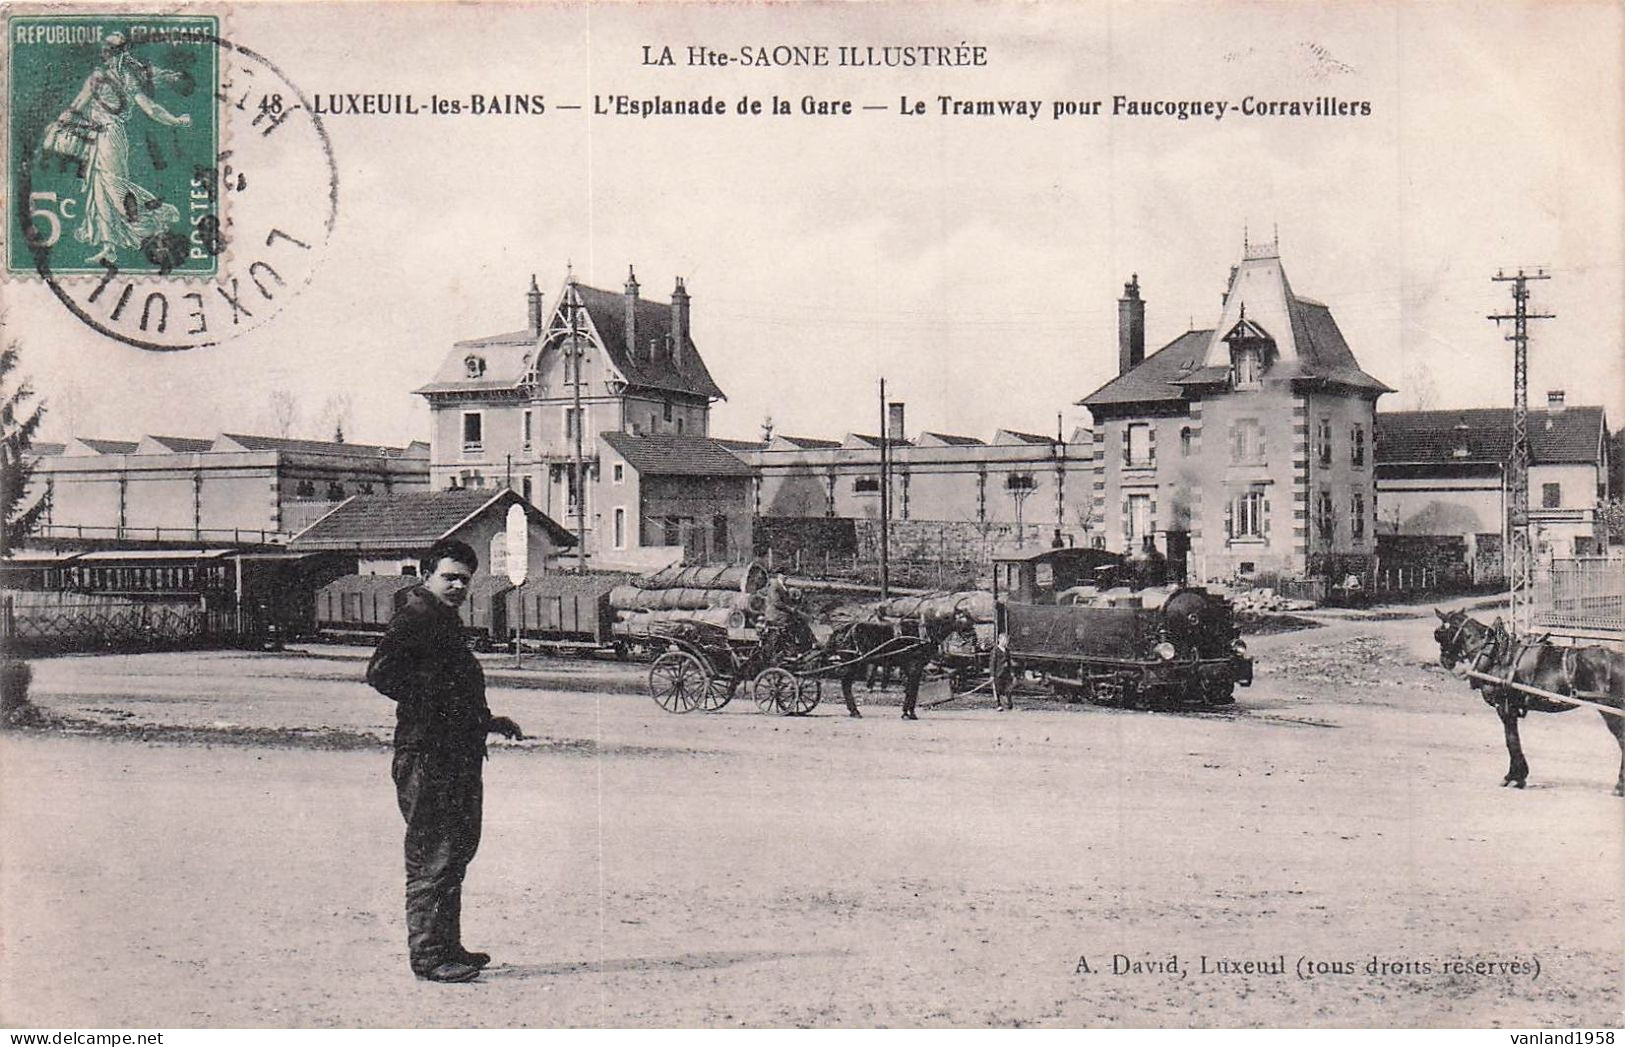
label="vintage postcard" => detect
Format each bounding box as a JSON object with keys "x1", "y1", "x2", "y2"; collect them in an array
[{"x1": 1, "y1": 0, "x2": 1620, "y2": 1032}]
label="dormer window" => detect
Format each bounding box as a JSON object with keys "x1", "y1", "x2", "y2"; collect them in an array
[
  {"x1": 464, "y1": 354, "x2": 486, "y2": 379},
  {"x1": 1451, "y1": 422, "x2": 1471, "y2": 458},
  {"x1": 1221, "y1": 309, "x2": 1272, "y2": 390},
  {"x1": 1233, "y1": 347, "x2": 1261, "y2": 387}
]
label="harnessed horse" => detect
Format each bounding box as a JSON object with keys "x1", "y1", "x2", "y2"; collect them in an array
[
  {"x1": 1433, "y1": 608, "x2": 1624, "y2": 796},
  {"x1": 824, "y1": 613, "x2": 968, "y2": 720}
]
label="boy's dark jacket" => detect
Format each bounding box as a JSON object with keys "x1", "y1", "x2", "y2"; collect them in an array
[{"x1": 366, "y1": 587, "x2": 491, "y2": 755}]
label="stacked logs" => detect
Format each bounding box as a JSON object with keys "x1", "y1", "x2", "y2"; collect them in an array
[
  {"x1": 870, "y1": 590, "x2": 996, "y2": 624},
  {"x1": 610, "y1": 562, "x2": 768, "y2": 636}
]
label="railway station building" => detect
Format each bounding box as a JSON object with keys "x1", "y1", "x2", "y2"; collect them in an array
[
  {"x1": 416, "y1": 269, "x2": 754, "y2": 568},
  {"x1": 1078, "y1": 243, "x2": 1393, "y2": 584}
]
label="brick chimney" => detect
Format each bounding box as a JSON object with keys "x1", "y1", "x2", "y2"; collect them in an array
[
  {"x1": 527, "y1": 274, "x2": 544, "y2": 336},
  {"x1": 887, "y1": 402, "x2": 906, "y2": 443},
  {"x1": 1118, "y1": 273, "x2": 1145, "y2": 375},
  {"x1": 624, "y1": 265, "x2": 640, "y2": 362},
  {"x1": 670, "y1": 277, "x2": 690, "y2": 368},
  {"x1": 1546, "y1": 389, "x2": 1566, "y2": 413}
]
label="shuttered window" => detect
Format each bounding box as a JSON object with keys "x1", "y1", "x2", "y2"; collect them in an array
[
  {"x1": 1126, "y1": 424, "x2": 1154, "y2": 467},
  {"x1": 1231, "y1": 485, "x2": 1267, "y2": 539}
]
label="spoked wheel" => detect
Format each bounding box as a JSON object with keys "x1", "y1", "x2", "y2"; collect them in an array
[
  {"x1": 752, "y1": 667, "x2": 801, "y2": 714},
  {"x1": 694, "y1": 674, "x2": 736, "y2": 712},
  {"x1": 782, "y1": 675, "x2": 821, "y2": 717},
  {"x1": 649, "y1": 651, "x2": 708, "y2": 713}
]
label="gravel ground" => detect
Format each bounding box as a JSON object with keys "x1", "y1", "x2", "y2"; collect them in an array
[{"x1": 1, "y1": 605, "x2": 1620, "y2": 1028}]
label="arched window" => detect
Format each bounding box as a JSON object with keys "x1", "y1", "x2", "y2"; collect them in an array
[{"x1": 1179, "y1": 427, "x2": 1193, "y2": 457}]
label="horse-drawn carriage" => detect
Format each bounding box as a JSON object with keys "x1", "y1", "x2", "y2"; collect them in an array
[
  {"x1": 645, "y1": 618, "x2": 818, "y2": 715},
  {"x1": 644, "y1": 613, "x2": 944, "y2": 716},
  {"x1": 641, "y1": 547, "x2": 1254, "y2": 716}
]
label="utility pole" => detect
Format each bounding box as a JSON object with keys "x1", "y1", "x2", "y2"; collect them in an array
[
  {"x1": 1055, "y1": 410, "x2": 1065, "y2": 539},
  {"x1": 566, "y1": 275, "x2": 588, "y2": 574},
  {"x1": 878, "y1": 377, "x2": 890, "y2": 599},
  {"x1": 1488, "y1": 268, "x2": 1554, "y2": 633}
]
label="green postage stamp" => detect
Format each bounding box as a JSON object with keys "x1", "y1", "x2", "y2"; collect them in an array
[{"x1": 8, "y1": 13, "x2": 220, "y2": 277}]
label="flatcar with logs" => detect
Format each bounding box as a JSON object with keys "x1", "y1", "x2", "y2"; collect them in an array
[{"x1": 988, "y1": 546, "x2": 1252, "y2": 707}]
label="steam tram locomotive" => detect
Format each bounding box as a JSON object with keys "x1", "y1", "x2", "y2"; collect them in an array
[{"x1": 991, "y1": 547, "x2": 1252, "y2": 707}]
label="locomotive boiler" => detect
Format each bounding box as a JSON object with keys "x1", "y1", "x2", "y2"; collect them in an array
[{"x1": 991, "y1": 547, "x2": 1252, "y2": 707}]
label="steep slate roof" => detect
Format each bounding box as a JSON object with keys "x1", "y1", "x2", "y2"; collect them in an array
[
  {"x1": 290, "y1": 488, "x2": 575, "y2": 550},
  {"x1": 416, "y1": 330, "x2": 536, "y2": 394},
  {"x1": 575, "y1": 283, "x2": 726, "y2": 401},
  {"x1": 417, "y1": 280, "x2": 726, "y2": 401},
  {"x1": 599, "y1": 431, "x2": 754, "y2": 477},
  {"x1": 1081, "y1": 253, "x2": 1390, "y2": 410},
  {"x1": 216, "y1": 433, "x2": 411, "y2": 457},
  {"x1": 1376, "y1": 406, "x2": 1607, "y2": 466},
  {"x1": 1078, "y1": 330, "x2": 1212, "y2": 408}
]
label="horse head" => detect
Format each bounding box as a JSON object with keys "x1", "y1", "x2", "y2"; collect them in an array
[{"x1": 1433, "y1": 608, "x2": 1494, "y2": 671}]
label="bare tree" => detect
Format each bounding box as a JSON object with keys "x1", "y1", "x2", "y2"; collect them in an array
[
  {"x1": 267, "y1": 389, "x2": 301, "y2": 438},
  {"x1": 1403, "y1": 362, "x2": 1439, "y2": 411},
  {"x1": 315, "y1": 393, "x2": 354, "y2": 443},
  {"x1": 46, "y1": 377, "x2": 92, "y2": 442}
]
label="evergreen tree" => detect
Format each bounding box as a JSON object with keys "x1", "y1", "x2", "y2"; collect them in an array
[{"x1": 1, "y1": 337, "x2": 48, "y2": 557}]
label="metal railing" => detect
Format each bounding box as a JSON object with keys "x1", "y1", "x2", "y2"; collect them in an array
[
  {"x1": 1531, "y1": 557, "x2": 1625, "y2": 637},
  {"x1": 31, "y1": 523, "x2": 287, "y2": 544}
]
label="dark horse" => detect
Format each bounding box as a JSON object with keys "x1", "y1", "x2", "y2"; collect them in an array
[
  {"x1": 1433, "y1": 608, "x2": 1624, "y2": 795},
  {"x1": 824, "y1": 614, "x2": 967, "y2": 720}
]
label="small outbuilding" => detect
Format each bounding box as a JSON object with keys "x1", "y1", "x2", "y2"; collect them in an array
[{"x1": 290, "y1": 488, "x2": 576, "y2": 584}]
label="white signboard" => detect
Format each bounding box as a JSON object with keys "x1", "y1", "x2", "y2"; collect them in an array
[{"x1": 505, "y1": 503, "x2": 529, "y2": 586}]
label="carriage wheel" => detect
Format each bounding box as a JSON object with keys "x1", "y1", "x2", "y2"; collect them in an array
[
  {"x1": 649, "y1": 652, "x2": 707, "y2": 713},
  {"x1": 782, "y1": 675, "x2": 821, "y2": 717},
  {"x1": 695, "y1": 674, "x2": 736, "y2": 712},
  {"x1": 752, "y1": 668, "x2": 800, "y2": 714}
]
